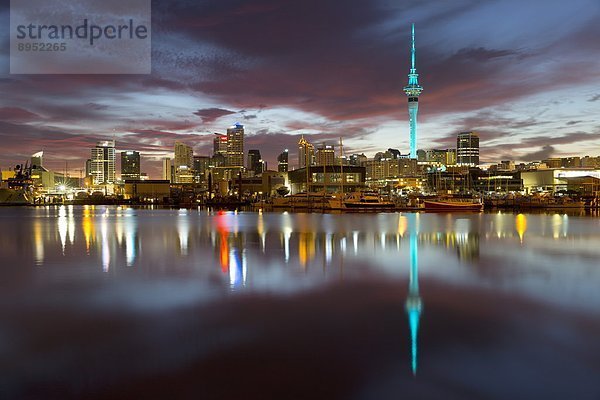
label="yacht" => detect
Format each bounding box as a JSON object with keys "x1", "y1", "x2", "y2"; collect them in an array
[
  {"x1": 328, "y1": 191, "x2": 396, "y2": 211},
  {"x1": 423, "y1": 196, "x2": 483, "y2": 212},
  {"x1": 271, "y1": 192, "x2": 332, "y2": 210}
]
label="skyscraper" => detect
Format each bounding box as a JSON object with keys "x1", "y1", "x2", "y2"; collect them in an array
[
  {"x1": 162, "y1": 157, "x2": 172, "y2": 182},
  {"x1": 174, "y1": 142, "x2": 194, "y2": 183},
  {"x1": 277, "y1": 149, "x2": 289, "y2": 172},
  {"x1": 316, "y1": 144, "x2": 335, "y2": 166},
  {"x1": 213, "y1": 133, "x2": 227, "y2": 155},
  {"x1": 85, "y1": 159, "x2": 92, "y2": 178},
  {"x1": 90, "y1": 140, "x2": 116, "y2": 185},
  {"x1": 403, "y1": 23, "x2": 423, "y2": 160},
  {"x1": 247, "y1": 149, "x2": 262, "y2": 175},
  {"x1": 193, "y1": 155, "x2": 210, "y2": 183},
  {"x1": 298, "y1": 136, "x2": 315, "y2": 168},
  {"x1": 226, "y1": 123, "x2": 244, "y2": 167},
  {"x1": 457, "y1": 132, "x2": 480, "y2": 166},
  {"x1": 120, "y1": 151, "x2": 141, "y2": 181}
]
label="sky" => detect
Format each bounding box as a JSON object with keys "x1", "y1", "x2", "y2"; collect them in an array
[{"x1": 1, "y1": 0, "x2": 600, "y2": 178}]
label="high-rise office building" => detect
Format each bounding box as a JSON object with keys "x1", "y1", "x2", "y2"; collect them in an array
[
  {"x1": 193, "y1": 155, "x2": 210, "y2": 183},
  {"x1": 316, "y1": 144, "x2": 335, "y2": 166},
  {"x1": 247, "y1": 149, "x2": 262, "y2": 175},
  {"x1": 174, "y1": 142, "x2": 193, "y2": 169},
  {"x1": 226, "y1": 123, "x2": 244, "y2": 167},
  {"x1": 298, "y1": 136, "x2": 315, "y2": 168},
  {"x1": 277, "y1": 149, "x2": 289, "y2": 172},
  {"x1": 121, "y1": 151, "x2": 141, "y2": 180},
  {"x1": 425, "y1": 149, "x2": 456, "y2": 166},
  {"x1": 174, "y1": 142, "x2": 194, "y2": 183},
  {"x1": 457, "y1": 132, "x2": 479, "y2": 166},
  {"x1": 85, "y1": 159, "x2": 92, "y2": 178},
  {"x1": 162, "y1": 157, "x2": 172, "y2": 182},
  {"x1": 90, "y1": 140, "x2": 116, "y2": 185},
  {"x1": 403, "y1": 23, "x2": 423, "y2": 159},
  {"x1": 213, "y1": 133, "x2": 228, "y2": 155}
]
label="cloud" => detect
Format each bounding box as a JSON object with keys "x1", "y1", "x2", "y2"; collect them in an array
[
  {"x1": 589, "y1": 94, "x2": 600, "y2": 102},
  {"x1": 520, "y1": 145, "x2": 555, "y2": 162},
  {"x1": 193, "y1": 108, "x2": 236, "y2": 123},
  {"x1": 0, "y1": 107, "x2": 42, "y2": 123}
]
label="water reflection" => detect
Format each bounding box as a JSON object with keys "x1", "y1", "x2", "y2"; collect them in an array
[
  {"x1": 1, "y1": 207, "x2": 600, "y2": 399},
  {"x1": 9, "y1": 208, "x2": 599, "y2": 280},
  {"x1": 405, "y1": 214, "x2": 422, "y2": 375}
]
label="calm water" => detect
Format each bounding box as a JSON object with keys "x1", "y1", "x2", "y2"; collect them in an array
[{"x1": 1, "y1": 206, "x2": 599, "y2": 399}]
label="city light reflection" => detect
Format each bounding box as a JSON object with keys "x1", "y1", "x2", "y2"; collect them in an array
[
  {"x1": 516, "y1": 214, "x2": 527, "y2": 243},
  {"x1": 33, "y1": 219, "x2": 44, "y2": 265},
  {"x1": 124, "y1": 211, "x2": 138, "y2": 266},
  {"x1": 58, "y1": 205, "x2": 67, "y2": 254},
  {"x1": 177, "y1": 210, "x2": 190, "y2": 256}
]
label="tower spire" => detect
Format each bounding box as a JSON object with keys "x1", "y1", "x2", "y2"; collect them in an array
[
  {"x1": 403, "y1": 23, "x2": 423, "y2": 159},
  {"x1": 411, "y1": 23, "x2": 416, "y2": 72}
]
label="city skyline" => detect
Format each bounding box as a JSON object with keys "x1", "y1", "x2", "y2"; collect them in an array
[{"x1": 1, "y1": 0, "x2": 600, "y2": 178}]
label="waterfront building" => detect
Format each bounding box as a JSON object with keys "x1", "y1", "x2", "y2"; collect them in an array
[
  {"x1": 457, "y1": 132, "x2": 479, "y2": 166},
  {"x1": 521, "y1": 168, "x2": 600, "y2": 193},
  {"x1": 277, "y1": 149, "x2": 289, "y2": 172},
  {"x1": 123, "y1": 180, "x2": 171, "y2": 202},
  {"x1": 226, "y1": 123, "x2": 244, "y2": 167},
  {"x1": 288, "y1": 165, "x2": 366, "y2": 194},
  {"x1": 90, "y1": 140, "x2": 116, "y2": 185},
  {"x1": 120, "y1": 151, "x2": 141, "y2": 181},
  {"x1": 403, "y1": 23, "x2": 424, "y2": 159}
]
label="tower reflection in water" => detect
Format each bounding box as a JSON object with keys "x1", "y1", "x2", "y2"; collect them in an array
[{"x1": 405, "y1": 213, "x2": 422, "y2": 376}]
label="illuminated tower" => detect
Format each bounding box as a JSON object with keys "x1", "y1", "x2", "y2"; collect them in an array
[
  {"x1": 405, "y1": 214, "x2": 422, "y2": 375},
  {"x1": 91, "y1": 140, "x2": 116, "y2": 185},
  {"x1": 403, "y1": 23, "x2": 423, "y2": 159},
  {"x1": 226, "y1": 123, "x2": 245, "y2": 167}
]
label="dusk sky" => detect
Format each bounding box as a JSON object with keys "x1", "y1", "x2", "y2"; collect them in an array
[{"x1": 1, "y1": 0, "x2": 600, "y2": 178}]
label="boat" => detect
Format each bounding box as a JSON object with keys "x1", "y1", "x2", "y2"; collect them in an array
[
  {"x1": 545, "y1": 197, "x2": 585, "y2": 209},
  {"x1": 518, "y1": 195, "x2": 585, "y2": 209},
  {"x1": 271, "y1": 192, "x2": 332, "y2": 209},
  {"x1": 328, "y1": 191, "x2": 396, "y2": 211},
  {"x1": 0, "y1": 163, "x2": 34, "y2": 206},
  {"x1": 423, "y1": 197, "x2": 483, "y2": 212},
  {"x1": 0, "y1": 187, "x2": 32, "y2": 205}
]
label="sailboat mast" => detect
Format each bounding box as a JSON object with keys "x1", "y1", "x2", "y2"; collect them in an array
[{"x1": 339, "y1": 137, "x2": 344, "y2": 195}]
